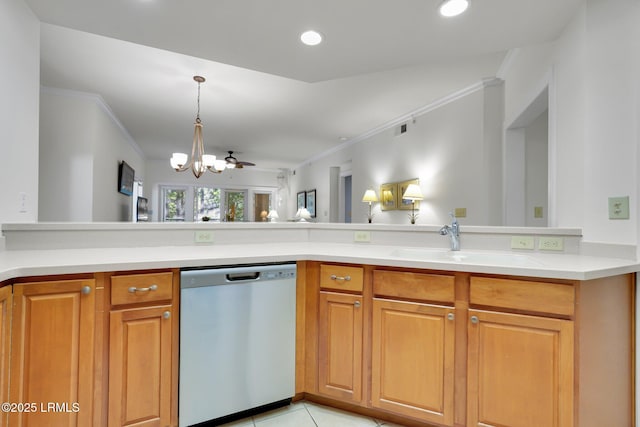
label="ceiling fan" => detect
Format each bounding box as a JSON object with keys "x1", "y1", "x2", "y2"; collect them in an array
[{"x1": 224, "y1": 151, "x2": 255, "y2": 169}]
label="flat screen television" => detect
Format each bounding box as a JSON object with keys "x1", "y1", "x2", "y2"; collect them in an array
[{"x1": 118, "y1": 161, "x2": 134, "y2": 196}]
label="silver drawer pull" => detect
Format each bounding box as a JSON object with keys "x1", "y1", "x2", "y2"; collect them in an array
[
  {"x1": 81, "y1": 285, "x2": 92, "y2": 295},
  {"x1": 447, "y1": 313, "x2": 455, "y2": 321},
  {"x1": 354, "y1": 301, "x2": 361, "y2": 308},
  {"x1": 470, "y1": 315, "x2": 479, "y2": 324},
  {"x1": 330, "y1": 274, "x2": 351, "y2": 282},
  {"x1": 163, "y1": 311, "x2": 171, "y2": 319},
  {"x1": 128, "y1": 284, "x2": 158, "y2": 293}
]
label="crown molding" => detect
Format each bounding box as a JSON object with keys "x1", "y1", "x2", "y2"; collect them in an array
[{"x1": 294, "y1": 78, "x2": 501, "y2": 170}]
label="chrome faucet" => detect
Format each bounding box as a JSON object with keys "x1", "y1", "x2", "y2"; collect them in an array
[{"x1": 439, "y1": 212, "x2": 460, "y2": 251}]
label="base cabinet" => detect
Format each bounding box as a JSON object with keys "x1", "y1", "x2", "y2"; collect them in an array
[
  {"x1": 107, "y1": 271, "x2": 178, "y2": 427},
  {"x1": 371, "y1": 298, "x2": 455, "y2": 426},
  {"x1": 108, "y1": 305, "x2": 173, "y2": 427},
  {"x1": 466, "y1": 309, "x2": 574, "y2": 427},
  {"x1": 300, "y1": 262, "x2": 634, "y2": 427},
  {"x1": 10, "y1": 279, "x2": 96, "y2": 427},
  {"x1": 318, "y1": 291, "x2": 363, "y2": 404}
]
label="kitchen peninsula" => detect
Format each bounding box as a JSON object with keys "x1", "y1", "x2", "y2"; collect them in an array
[{"x1": 0, "y1": 222, "x2": 636, "y2": 427}]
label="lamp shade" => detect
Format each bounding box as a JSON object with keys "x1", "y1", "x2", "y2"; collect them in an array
[
  {"x1": 362, "y1": 190, "x2": 378, "y2": 203},
  {"x1": 267, "y1": 210, "x2": 279, "y2": 222},
  {"x1": 402, "y1": 184, "x2": 424, "y2": 200}
]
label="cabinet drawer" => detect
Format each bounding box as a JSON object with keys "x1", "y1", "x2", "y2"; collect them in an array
[
  {"x1": 111, "y1": 272, "x2": 174, "y2": 306},
  {"x1": 373, "y1": 270, "x2": 454, "y2": 303},
  {"x1": 320, "y1": 264, "x2": 364, "y2": 292},
  {"x1": 470, "y1": 276, "x2": 575, "y2": 316}
]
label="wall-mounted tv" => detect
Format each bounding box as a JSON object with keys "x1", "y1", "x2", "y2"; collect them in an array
[{"x1": 118, "y1": 161, "x2": 134, "y2": 196}]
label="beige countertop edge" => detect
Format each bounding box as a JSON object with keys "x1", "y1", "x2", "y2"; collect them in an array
[{"x1": 0, "y1": 243, "x2": 637, "y2": 282}]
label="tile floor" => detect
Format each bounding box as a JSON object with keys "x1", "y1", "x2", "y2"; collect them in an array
[{"x1": 220, "y1": 400, "x2": 407, "y2": 427}]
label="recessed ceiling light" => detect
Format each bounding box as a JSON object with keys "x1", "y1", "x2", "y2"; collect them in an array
[
  {"x1": 439, "y1": 0, "x2": 469, "y2": 17},
  {"x1": 300, "y1": 30, "x2": 323, "y2": 46}
]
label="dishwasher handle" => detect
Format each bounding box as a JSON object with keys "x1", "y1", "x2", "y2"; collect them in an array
[{"x1": 226, "y1": 272, "x2": 261, "y2": 282}]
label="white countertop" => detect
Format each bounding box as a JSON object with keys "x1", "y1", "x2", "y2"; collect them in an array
[{"x1": 1, "y1": 241, "x2": 637, "y2": 282}]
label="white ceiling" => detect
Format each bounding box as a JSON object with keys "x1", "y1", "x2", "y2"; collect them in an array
[{"x1": 26, "y1": 0, "x2": 583, "y2": 170}]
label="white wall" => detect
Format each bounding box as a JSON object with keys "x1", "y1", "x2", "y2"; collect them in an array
[
  {"x1": 525, "y1": 111, "x2": 548, "y2": 227},
  {"x1": 0, "y1": 0, "x2": 40, "y2": 223},
  {"x1": 39, "y1": 89, "x2": 145, "y2": 221},
  {"x1": 292, "y1": 82, "x2": 504, "y2": 226},
  {"x1": 503, "y1": 0, "x2": 640, "y2": 246}
]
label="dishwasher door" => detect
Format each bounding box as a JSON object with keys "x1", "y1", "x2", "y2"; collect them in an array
[{"x1": 179, "y1": 263, "x2": 296, "y2": 427}]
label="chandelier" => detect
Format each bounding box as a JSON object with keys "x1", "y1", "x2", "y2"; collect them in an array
[{"x1": 170, "y1": 76, "x2": 227, "y2": 178}]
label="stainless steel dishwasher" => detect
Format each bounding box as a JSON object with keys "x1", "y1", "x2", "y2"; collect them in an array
[{"x1": 179, "y1": 263, "x2": 296, "y2": 427}]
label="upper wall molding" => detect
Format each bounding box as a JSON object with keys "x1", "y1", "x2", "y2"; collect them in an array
[
  {"x1": 294, "y1": 77, "x2": 503, "y2": 170},
  {"x1": 40, "y1": 86, "x2": 145, "y2": 158}
]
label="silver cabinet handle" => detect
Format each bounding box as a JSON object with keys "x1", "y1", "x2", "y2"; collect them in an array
[
  {"x1": 470, "y1": 315, "x2": 479, "y2": 324},
  {"x1": 163, "y1": 311, "x2": 171, "y2": 319},
  {"x1": 330, "y1": 274, "x2": 351, "y2": 282},
  {"x1": 447, "y1": 313, "x2": 455, "y2": 321},
  {"x1": 81, "y1": 286, "x2": 91, "y2": 295},
  {"x1": 354, "y1": 301, "x2": 361, "y2": 308},
  {"x1": 128, "y1": 284, "x2": 158, "y2": 293}
]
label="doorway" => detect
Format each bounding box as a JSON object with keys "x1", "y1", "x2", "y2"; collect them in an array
[{"x1": 504, "y1": 86, "x2": 549, "y2": 227}]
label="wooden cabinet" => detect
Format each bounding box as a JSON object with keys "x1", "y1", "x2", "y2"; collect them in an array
[
  {"x1": 0, "y1": 286, "x2": 11, "y2": 427},
  {"x1": 371, "y1": 271, "x2": 456, "y2": 426},
  {"x1": 466, "y1": 309, "x2": 573, "y2": 427},
  {"x1": 466, "y1": 277, "x2": 575, "y2": 427},
  {"x1": 317, "y1": 264, "x2": 364, "y2": 404},
  {"x1": 10, "y1": 278, "x2": 96, "y2": 427},
  {"x1": 300, "y1": 262, "x2": 634, "y2": 427},
  {"x1": 107, "y1": 271, "x2": 178, "y2": 427}
]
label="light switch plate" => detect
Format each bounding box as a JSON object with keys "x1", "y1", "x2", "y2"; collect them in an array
[
  {"x1": 534, "y1": 206, "x2": 543, "y2": 218},
  {"x1": 511, "y1": 236, "x2": 534, "y2": 250},
  {"x1": 194, "y1": 230, "x2": 214, "y2": 243},
  {"x1": 354, "y1": 231, "x2": 371, "y2": 243},
  {"x1": 608, "y1": 196, "x2": 629, "y2": 219}
]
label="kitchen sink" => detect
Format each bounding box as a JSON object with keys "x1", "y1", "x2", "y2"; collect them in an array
[{"x1": 390, "y1": 248, "x2": 544, "y2": 267}]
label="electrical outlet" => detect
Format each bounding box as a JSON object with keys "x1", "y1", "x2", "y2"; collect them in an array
[
  {"x1": 454, "y1": 207, "x2": 467, "y2": 218},
  {"x1": 18, "y1": 192, "x2": 28, "y2": 213},
  {"x1": 539, "y1": 236, "x2": 564, "y2": 251},
  {"x1": 354, "y1": 231, "x2": 371, "y2": 243},
  {"x1": 608, "y1": 196, "x2": 629, "y2": 219},
  {"x1": 194, "y1": 230, "x2": 214, "y2": 243},
  {"x1": 511, "y1": 236, "x2": 534, "y2": 250}
]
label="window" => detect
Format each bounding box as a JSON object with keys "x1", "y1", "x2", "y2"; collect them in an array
[
  {"x1": 194, "y1": 187, "x2": 221, "y2": 221},
  {"x1": 162, "y1": 187, "x2": 187, "y2": 222},
  {"x1": 224, "y1": 190, "x2": 246, "y2": 222},
  {"x1": 159, "y1": 185, "x2": 273, "y2": 222}
]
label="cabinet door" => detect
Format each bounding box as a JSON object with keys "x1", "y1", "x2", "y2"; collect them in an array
[
  {"x1": 0, "y1": 286, "x2": 11, "y2": 427},
  {"x1": 371, "y1": 298, "x2": 455, "y2": 426},
  {"x1": 10, "y1": 279, "x2": 96, "y2": 427},
  {"x1": 467, "y1": 309, "x2": 574, "y2": 427},
  {"x1": 318, "y1": 291, "x2": 363, "y2": 403},
  {"x1": 108, "y1": 305, "x2": 173, "y2": 427}
]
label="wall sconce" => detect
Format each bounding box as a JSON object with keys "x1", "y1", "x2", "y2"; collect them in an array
[
  {"x1": 295, "y1": 208, "x2": 312, "y2": 222},
  {"x1": 361, "y1": 189, "x2": 379, "y2": 223},
  {"x1": 402, "y1": 184, "x2": 424, "y2": 224}
]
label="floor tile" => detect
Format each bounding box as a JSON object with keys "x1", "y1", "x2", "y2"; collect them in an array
[
  {"x1": 254, "y1": 406, "x2": 317, "y2": 427},
  {"x1": 252, "y1": 401, "x2": 307, "y2": 423},
  {"x1": 305, "y1": 402, "x2": 378, "y2": 427}
]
